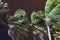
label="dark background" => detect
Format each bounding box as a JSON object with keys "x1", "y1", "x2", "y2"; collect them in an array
[{"x1": 0, "y1": 0, "x2": 46, "y2": 40}]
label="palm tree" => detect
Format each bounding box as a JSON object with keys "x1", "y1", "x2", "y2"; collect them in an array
[{"x1": 45, "y1": 0, "x2": 60, "y2": 40}]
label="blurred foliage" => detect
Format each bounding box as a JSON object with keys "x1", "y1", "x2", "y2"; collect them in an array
[
  {"x1": 45, "y1": 0, "x2": 60, "y2": 21},
  {"x1": 51, "y1": 20, "x2": 60, "y2": 40},
  {"x1": 0, "y1": 0, "x2": 9, "y2": 25},
  {"x1": 8, "y1": 9, "x2": 60, "y2": 40},
  {"x1": 0, "y1": 0, "x2": 60, "y2": 40},
  {"x1": 8, "y1": 9, "x2": 29, "y2": 26},
  {"x1": 31, "y1": 10, "x2": 47, "y2": 34},
  {"x1": 0, "y1": 0, "x2": 8, "y2": 15},
  {"x1": 8, "y1": 9, "x2": 30, "y2": 40},
  {"x1": 31, "y1": 10, "x2": 45, "y2": 25},
  {"x1": 45, "y1": 0, "x2": 60, "y2": 40}
]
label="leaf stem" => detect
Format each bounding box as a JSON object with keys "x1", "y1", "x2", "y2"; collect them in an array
[{"x1": 46, "y1": 23, "x2": 52, "y2": 40}]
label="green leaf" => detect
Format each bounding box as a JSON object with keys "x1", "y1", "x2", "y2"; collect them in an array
[
  {"x1": 31, "y1": 10, "x2": 45, "y2": 26},
  {"x1": 45, "y1": 0, "x2": 60, "y2": 21}
]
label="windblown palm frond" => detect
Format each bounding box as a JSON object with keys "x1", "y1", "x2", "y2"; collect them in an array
[
  {"x1": 31, "y1": 10, "x2": 45, "y2": 26},
  {"x1": 9, "y1": 9, "x2": 29, "y2": 26},
  {"x1": 31, "y1": 10, "x2": 48, "y2": 40},
  {"x1": 8, "y1": 9, "x2": 30, "y2": 40}
]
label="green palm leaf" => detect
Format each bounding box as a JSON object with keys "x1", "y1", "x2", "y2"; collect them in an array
[
  {"x1": 45, "y1": 0, "x2": 60, "y2": 40},
  {"x1": 8, "y1": 9, "x2": 30, "y2": 40}
]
